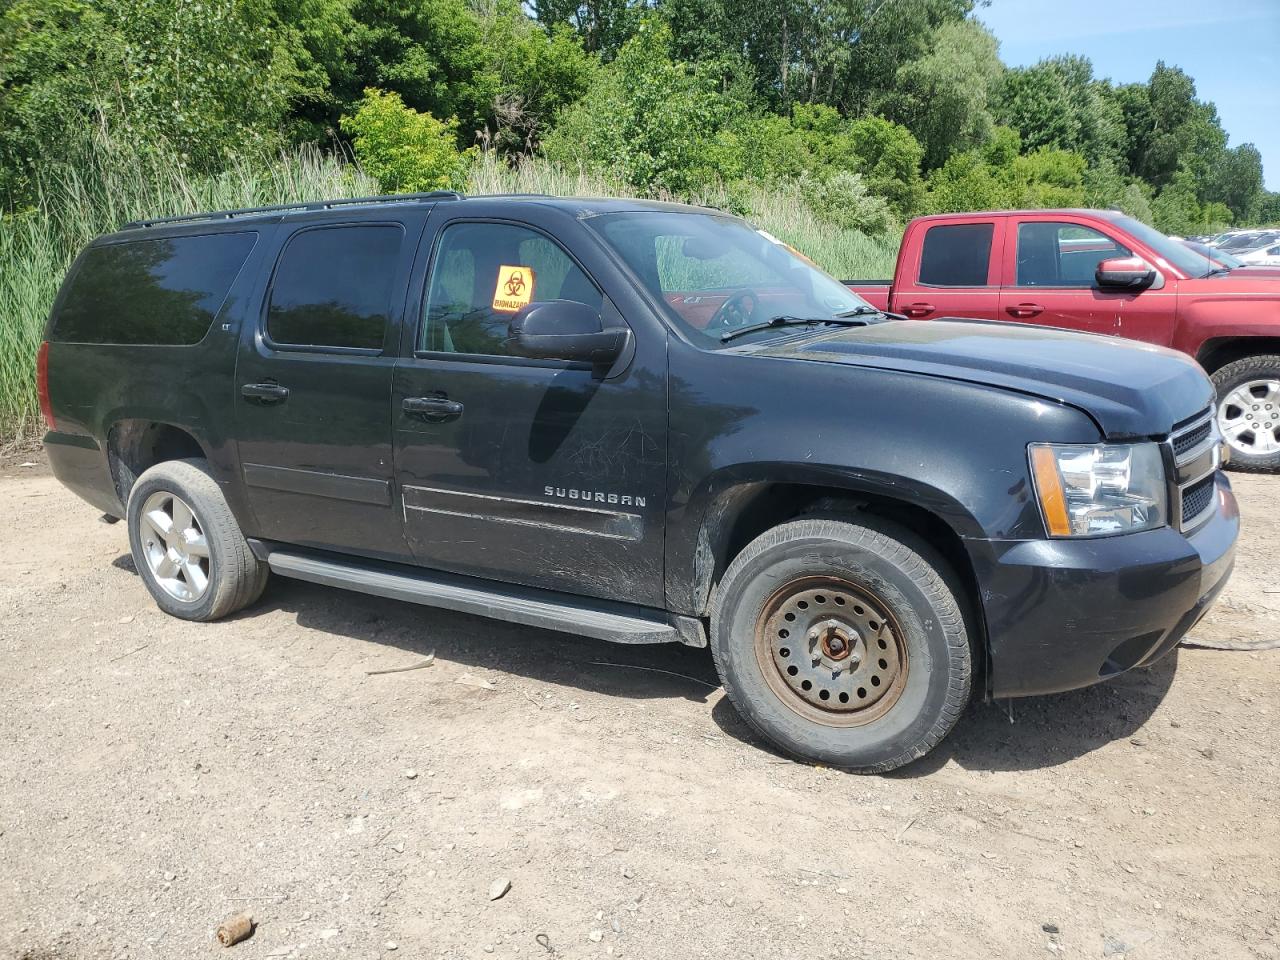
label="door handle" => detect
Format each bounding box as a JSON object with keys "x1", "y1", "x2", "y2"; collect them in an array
[
  {"x1": 403, "y1": 395, "x2": 464, "y2": 423},
  {"x1": 902, "y1": 302, "x2": 934, "y2": 318},
  {"x1": 1007, "y1": 302, "x2": 1044, "y2": 319},
  {"x1": 241, "y1": 382, "x2": 290, "y2": 404}
]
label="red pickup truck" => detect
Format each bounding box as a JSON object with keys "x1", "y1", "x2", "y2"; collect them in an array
[{"x1": 847, "y1": 209, "x2": 1280, "y2": 471}]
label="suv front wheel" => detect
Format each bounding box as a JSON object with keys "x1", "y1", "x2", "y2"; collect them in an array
[
  {"x1": 711, "y1": 517, "x2": 971, "y2": 773},
  {"x1": 126, "y1": 459, "x2": 268, "y2": 621}
]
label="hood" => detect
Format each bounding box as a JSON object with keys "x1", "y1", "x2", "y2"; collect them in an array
[{"x1": 749, "y1": 318, "x2": 1213, "y2": 438}]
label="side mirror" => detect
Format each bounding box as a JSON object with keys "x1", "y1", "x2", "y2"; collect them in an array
[
  {"x1": 506, "y1": 300, "x2": 630, "y2": 378},
  {"x1": 1096, "y1": 256, "x2": 1156, "y2": 290}
]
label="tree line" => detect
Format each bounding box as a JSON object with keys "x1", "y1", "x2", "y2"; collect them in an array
[{"x1": 1, "y1": 0, "x2": 1275, "y2": 236}]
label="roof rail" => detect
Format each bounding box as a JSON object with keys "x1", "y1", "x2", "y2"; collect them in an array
[{"x1": 123, "y1": 190, "x2": 465, "y2": 230}]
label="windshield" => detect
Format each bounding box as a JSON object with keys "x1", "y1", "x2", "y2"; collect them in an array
[
  {"x1": 588, "y1": 211, "x2": 870, "y2": 346},
  {"x1": 1112, "y1": 215, "x2": 1222, "y2": 278},
  {"x1": 1183, "y1": 239, "x2": 1242, "y2": 269}
]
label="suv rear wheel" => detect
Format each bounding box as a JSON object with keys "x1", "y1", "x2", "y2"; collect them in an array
[
  {"x1": 710, "y1": 517, "x2": 971, "y2": 773},
  {"x1": 1212, "y1": 355, "x2": 1280, "y2": 472},
  {"x1": 126, "y1": 459, "x2": 268, "y2": 621}
]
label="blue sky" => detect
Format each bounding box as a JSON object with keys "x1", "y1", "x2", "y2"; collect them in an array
[{"x1": 977, "y1": 0, "x2": 1280, "y2": 190}]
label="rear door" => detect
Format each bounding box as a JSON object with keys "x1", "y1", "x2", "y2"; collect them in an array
[
  {"x1": 998, "y1": 217, "x2": 1137, "y2": 336},
  {"x1": 234, "y1": 212, "x2": 426, "y2": 559},
  {"x1": 391, "y1": 208, "x2": 668, "y2": 606},
  {"x1": 891, "y1": 218, "x2": 1004, "y2": 321}
]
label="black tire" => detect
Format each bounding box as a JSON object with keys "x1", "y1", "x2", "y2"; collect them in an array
[
  {"x1": 710, "y1": 517, "x2": 971, "y2": 773},
  {"x1": 126, "y1": 458, "x2": 267, "y2": 621},
  {"x1": 1212, "y1": 355, "x2": 1280, "y2": 473}
]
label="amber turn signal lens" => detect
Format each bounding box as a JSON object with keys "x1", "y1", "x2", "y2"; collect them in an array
[{"x1": 1030, "y1": 445, "x2": 1072, "y2": 537}]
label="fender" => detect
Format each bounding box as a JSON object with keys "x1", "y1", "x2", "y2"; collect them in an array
[{"x1": 1171, "y1": 288, "x2": 1280, "y2": 359}]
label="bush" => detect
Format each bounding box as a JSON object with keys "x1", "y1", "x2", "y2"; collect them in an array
[
  {"x1": 340, "y1": 89, "x2": 477, "y2": 192},
  {"x1": 800, "y1": 171, "x2": 895, "y2": 236}
]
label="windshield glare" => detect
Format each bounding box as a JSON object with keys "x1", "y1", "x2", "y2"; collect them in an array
[
  {"x1": 589, "y1": 211, "x2": 869, "y2": 345},
  {"x1": 1114, "y1": 215, "x2": 1225, "y2": 278}
]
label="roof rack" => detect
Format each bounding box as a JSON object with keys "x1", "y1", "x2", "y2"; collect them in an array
[{"x1": 123, "y1": 190, "x2": 465, "y2": 230}]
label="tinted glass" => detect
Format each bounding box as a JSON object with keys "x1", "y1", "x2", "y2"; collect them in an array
[
  {"x1": 52, "y1": 233, "x2": 256, "y2": 345},
  {"x1": 589, "y1": 211, "x2": 865, "y2": 347},
  {"x1": 267, "y1": 225, "x2": 404, "y2": 350},
  {"x1": 422, "y1": 222, "x2": 602, "y2": 356},
  {"x1": 1016, "y1": 222, "x2": 1130, "y2": 287},
  {"x1": 918, "y1": 223, "x2": 993, "y2": 286}
]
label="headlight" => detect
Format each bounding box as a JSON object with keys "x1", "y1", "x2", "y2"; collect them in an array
[{"x1": 1029, "y1": 442, "x2": 1167, "y2": 537}]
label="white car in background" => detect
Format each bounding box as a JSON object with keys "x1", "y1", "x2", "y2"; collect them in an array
[{"x1": 1240, "y1": 242, "x2": 1280, "y2": 266}]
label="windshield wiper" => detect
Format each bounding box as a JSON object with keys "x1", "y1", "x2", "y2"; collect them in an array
[
  {"x1": 834, "y1": 305, "x2": 908, "y2": 322},
  {"x1": 720, "y1": 314, "x2": 872, "y2": 343},
  {"x1": 1203, "y1": 266, "x2": 1232, "y2": 278}
]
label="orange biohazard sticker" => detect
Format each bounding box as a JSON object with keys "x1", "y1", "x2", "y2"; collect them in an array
[{"x1": 492, "y1": 265, "x2": 536, "y2": 312}]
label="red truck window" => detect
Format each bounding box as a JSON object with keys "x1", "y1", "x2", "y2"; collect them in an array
[
  {"x1": 1015, "y1": 222, "x2": 1130, "y2": 288},
  {"x1": 919, "y1": 223, "x2": 994, "y2": 287}
]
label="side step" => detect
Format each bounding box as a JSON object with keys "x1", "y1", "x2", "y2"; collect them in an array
[{"x1": 263, "y1": 549, "x2": 704, "y2": 647}]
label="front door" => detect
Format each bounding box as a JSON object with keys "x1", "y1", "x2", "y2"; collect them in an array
[
  {"x1": 998, "y1": 218, "x2": 1135, "y2": 336},
  {"x1": 392, "y1": 215, "x2": 667, "y2": 606},
  {"x1": 234, "y1": 216, "x2": 423, "y2": 559}
]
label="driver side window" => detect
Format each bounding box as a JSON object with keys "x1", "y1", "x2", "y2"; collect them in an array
[{"x1": 421, "y1": 222, "x2": 603, "y2": 357}]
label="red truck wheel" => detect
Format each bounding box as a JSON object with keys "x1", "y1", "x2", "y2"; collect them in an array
[{"x1": 1212, "y1": 355, "x2": 1280, "y2": 472}]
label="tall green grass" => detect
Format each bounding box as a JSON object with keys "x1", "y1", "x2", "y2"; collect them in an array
[
  {"x1": 0, "y1": 145, "x2": 376, "y2": 440},
  {"x1": 1, "y1": 148, "x2": 895, "y2": 441}
]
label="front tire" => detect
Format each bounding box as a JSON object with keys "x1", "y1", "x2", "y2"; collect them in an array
[
  {"x1": 126, "y1": 458, "x2": 267, "y2": 621},
  {"x1": 1212, "y1": 355, "x2": 1280, "y2": 472},
  {"x1": 710, "y1": 517, "x2": 971, "y2": 773}
]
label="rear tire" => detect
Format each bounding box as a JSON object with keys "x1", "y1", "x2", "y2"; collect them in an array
[
  {"x1": 1212, "y1": 355, "x2": 1280, "y2": 473},
  {"x1": 710, "y1": 517, "x2": 971, "y2": 773},
  {"x1": 126, "y1": 458, "x2": 267, "y2": 621}
]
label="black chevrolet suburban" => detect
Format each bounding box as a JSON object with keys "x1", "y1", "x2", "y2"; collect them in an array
[{"x1": 39, "y1": 192, "x2": 1239, "y2": 772}]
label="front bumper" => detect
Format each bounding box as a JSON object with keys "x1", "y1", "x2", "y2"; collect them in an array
[{"x1": 974, "y1": 472, "x2": 1238, "y2": 699}]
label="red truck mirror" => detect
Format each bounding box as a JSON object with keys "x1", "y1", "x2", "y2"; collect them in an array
[{"x1": 1096, "y1": 256, "x2": 1156, "y2": 290}]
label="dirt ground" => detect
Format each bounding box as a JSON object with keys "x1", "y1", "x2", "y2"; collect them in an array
[{"x1": 0, "y1": 455, "x2": 1277, "y2": 960}]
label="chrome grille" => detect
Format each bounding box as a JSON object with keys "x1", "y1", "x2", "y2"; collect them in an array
[{"x1": 1167, "y1": 406, "x2": 1218, "y2": 532}]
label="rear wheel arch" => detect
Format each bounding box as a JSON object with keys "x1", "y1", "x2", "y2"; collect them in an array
[{"x1": 107, "y1": 420, "x2": 210, "y2": 505}]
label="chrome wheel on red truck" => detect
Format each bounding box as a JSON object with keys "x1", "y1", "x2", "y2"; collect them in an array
[
  {"x1": 1212, "y1": 355, "x2": 1280, "y2": 472},
  {"x1": 711, "y1": 516, "x2": 972, "y2": 773}
]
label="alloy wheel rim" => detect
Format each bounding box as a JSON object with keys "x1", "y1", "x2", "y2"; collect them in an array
[
  {"x1": 753, "y1": 576, "x2": 908, "y2": 727},
  {"x1": 1218, "y1": 379, "x2": 1280, "y2": 456},
  {"x1": 138, "y1": 491, "x2": 211, "y2": 603}
]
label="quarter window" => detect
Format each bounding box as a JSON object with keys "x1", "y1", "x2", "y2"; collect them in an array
[
  {"x1": 1016, "y1": 222, "x2": 1130, "y2": 287},
  {"x1": 421, "y1": 222, "x2": 602, "y2": 356},
  {"x1": 267, "y1": 225, "x2": 404, "y2": 350},
  {"x1": 918, "y1": 223, "x2": 994, "y2": 287},
  {"x1": 51, "y1": 233, "x2": 257, "y2": 345}
]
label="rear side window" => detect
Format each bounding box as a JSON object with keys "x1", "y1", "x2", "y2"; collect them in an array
[
  {"x1": 918, "y1": 223, "x2": 994, "y2": 286},
  {"x1": 267, "y1": 225, "x2": 405, "y2": 351},
  {"x1": 51, "y1": 233, "x2": 257, "y2": 345}
]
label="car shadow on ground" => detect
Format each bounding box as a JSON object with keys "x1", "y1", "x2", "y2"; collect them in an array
[
  {"x1": 241, "y1": 572, "x2": 724, "y2": 705},
  {"x1": 115, "y1": 555, "x2": 1180, "y2": 772}
]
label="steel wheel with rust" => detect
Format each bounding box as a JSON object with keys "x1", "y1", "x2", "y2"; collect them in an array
[{"x1": 712, "y1": 517, "x2": 971, "y2": 773}]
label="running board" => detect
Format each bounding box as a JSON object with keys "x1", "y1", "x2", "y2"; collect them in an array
[{"x1": 263, "y1": 548, "x2": 704, "y2": 647}]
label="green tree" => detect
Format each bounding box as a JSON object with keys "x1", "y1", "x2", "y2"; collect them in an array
[
  {"x1": 1204, "y1": 143, "x2": 1264, "y2": 224},
  {"x1": 541, "y1": 19, "x2": 746, "y2": 195},
  {"x1": 879, "y1": 18, "x2": 1002, "y2": 169},
  {"x1": 340, "y1": 88, "x2": 476, "y2": 191},
  {"x1": 846, "y1": 116, "x2": 925, "y2": 218},
  {"x1": 0, "y1": 0, "x2": 297, "y2": 206}
]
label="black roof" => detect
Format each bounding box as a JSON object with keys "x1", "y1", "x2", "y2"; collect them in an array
[{"x1": 120, "y1": 191, "x2": 721, "y2": 231}]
